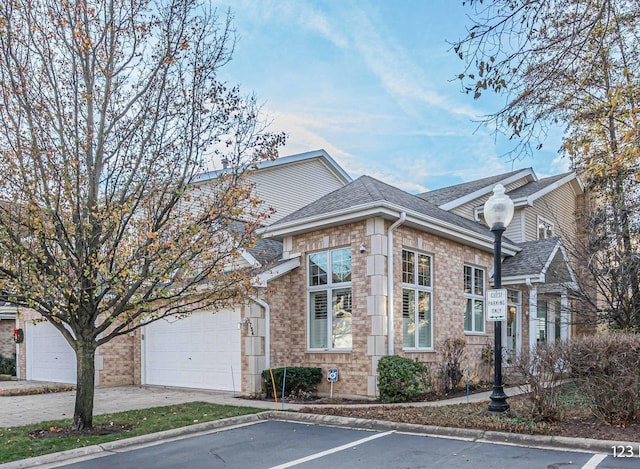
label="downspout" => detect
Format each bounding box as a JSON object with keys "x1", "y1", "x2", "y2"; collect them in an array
[
  {"x1": 387, "y1": 212, "x2": 407, "y2": 355},
  {"x1": 251, "y1": 295, "x2": 271, "y2": 369}
]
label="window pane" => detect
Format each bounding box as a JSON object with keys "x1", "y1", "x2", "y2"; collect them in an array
[
  {"x1": 474, "y1": 299, "x2": 484, "y2": 332},
  {"x1": 331, "y1": 248, "x2": 351, "y2": 283},
  {"x1": 402, "y1": 250, "x2": 415, "y2": 284},
  {"x1": 464, "y1": 298, "x2": 472, "y2": 331},
  {"x1": 508, "y1": 289, "x2": 519, "y2": 303},
  {"x1": 402, "y1": 288, "x2": 415, "y2": 348},
  {"x1": 464, "y1": 266, "x2": 472, "y2": 293},
  {"x1": 418, "y1": 291, "x2": 431, "y2": 347},
  {"x1": 309, "y1": 291, "x2": 327, "y2": 348},
  {"x1": 417, "y1": 254, "x2": 431, "y2": 287},
  {"x1": 309, "y1": 253, "x2": 327, "y2": 286},
  {"x1": 474, "y1": 268, "x2": 484, "y2": 295},
  {"x1": 332, "y1": 288, "x2": 352, "y2": 349}
]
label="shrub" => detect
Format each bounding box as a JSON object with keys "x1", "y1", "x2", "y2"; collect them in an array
[
  {"x1": 513, "y1": 342, "x2": 569, "y2": 421},
  {"x1": 439, "y1": 337, "x2": 466, "y2": 394},
  {"x1": 261, "y1": 367, "x2": 322, "y2": 398},
  {"x1": 0, "y1": 353, "x2": 16, "y2": 376},
  {"x1": 377, "y1": 355, "x2": 431, "y2": 403},
  {"x1": 568, "y1": 333, "x2": 640, "y2": 425}
]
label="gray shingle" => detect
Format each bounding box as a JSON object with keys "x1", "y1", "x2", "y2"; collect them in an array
[
  {"x1": 271, "y1": 175, "x2": 497, "y2": 239},
  {"x1": 502, "y1": 238, "x2": 559, "y2": 278},
  {"x1": 505, "y1": 172, "x2": 573, "y2": 200},
  {"x1": 417, "y1": 169, "x2": 528, "y2": 206}
]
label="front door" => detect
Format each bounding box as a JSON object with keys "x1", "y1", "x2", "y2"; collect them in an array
[{"x1": 505, "y1": 289, "x2": 520, "y2": 361}]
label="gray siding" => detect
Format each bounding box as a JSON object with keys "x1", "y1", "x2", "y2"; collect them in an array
[
  {"x1": 248, "y1": 159, "x2": 347, "y2": 223},
  {"x1": 523, "y1": 183, "x2": 577, "y2": 242}
]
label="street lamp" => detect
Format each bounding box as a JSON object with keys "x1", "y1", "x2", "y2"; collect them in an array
[{"x1": 483, "y1": 184, "x2": 514, "y2": 413}]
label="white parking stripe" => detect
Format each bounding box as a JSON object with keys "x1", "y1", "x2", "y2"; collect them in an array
[
  {"x1": 581, "y1": 453, "x2": 607, "y2": 469},
  {"x1": 268, "y1": 430, "x2": 396, "y2": 469}
]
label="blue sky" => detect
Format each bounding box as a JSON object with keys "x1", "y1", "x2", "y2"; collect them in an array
[{"x1": 212, "y1": 0, "x2": 569, "y2": 192}]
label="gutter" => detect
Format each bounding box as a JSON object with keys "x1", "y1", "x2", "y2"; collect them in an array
[{"x1": 387, "y1": 212, "x2": 406, "y2": 355}]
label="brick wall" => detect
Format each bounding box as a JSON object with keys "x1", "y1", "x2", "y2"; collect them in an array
[
  {"x1": 265, "y1": 219, "x2": 499, "y2": 398},
  {"x1": 0, "y1": 319, "x2": 15, "y2": 359}
]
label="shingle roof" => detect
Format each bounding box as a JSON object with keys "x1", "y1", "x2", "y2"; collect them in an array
[
  {"x1": 227, "y1": 221, "x2": 283, "y2": 265},
  {"x1": 505, "y1": 172, "x2": 573, "y2": 200},
  {"x1": 270, "y1": 175, "x2": 497, "y2": 239},
  {"x1": 502, "y1": 238, "x2": 559, "y2": 278},
  {"x1": 416, "y1": 169, "x2": 528, "y2": 206}
]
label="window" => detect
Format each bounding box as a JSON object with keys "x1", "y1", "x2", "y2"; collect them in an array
[
  {"x1": 537, "y1": 216, "x2": 555, "y2": 239},
  {"x1": 308, "y1": 248, "x2": 352, "y2": 350},
  {"x1": 464, "y1": 265, "x2": 485, "y2": 333},
  {"x1": 402, "y1": 249, "x2": 433, "y2": 348}
]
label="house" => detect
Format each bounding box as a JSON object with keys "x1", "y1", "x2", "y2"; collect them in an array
[
  {"x1": 14, "y1": 150, "x2": 585, "y2": 399},
  {"x1": 255, "y1": 166, "x2": 584, "y2": 397},
  {"x1": 13, "y1": 150, "x2": 351, "y2": 389}
]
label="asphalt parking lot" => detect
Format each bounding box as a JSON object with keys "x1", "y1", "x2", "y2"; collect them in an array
[{"x1": 54, "y1": 420, "x2": 636, "y2": 469}]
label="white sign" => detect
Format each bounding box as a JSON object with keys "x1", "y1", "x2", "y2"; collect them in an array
[
  {"x1": 486, "y1": 289, "x2": 507, "y2": 321},
  {"x1": 327, "y1": 368, "x2": 338, "y2": 382}
]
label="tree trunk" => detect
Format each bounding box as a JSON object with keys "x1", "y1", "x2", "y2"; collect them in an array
[{"x1": 72, "y1": 341, "x2": 96, "y2": 430}]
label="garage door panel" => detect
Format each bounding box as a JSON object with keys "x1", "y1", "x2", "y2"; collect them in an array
[
  {"x1": 26, "y1": 322, "x2": 77, "y2": 384},
  {"x1": 143, "y1": 309, "x2": 241, "y2": 391}
]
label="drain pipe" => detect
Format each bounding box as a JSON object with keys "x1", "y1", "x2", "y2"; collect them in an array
[
  {"x1": 387, "y1": 212, "x2": 406, "y2": 355},
  {"x1": 252, "y1": 295, "x2": 271, "y2": 369}
]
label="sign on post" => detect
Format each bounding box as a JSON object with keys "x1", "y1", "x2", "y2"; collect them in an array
[
  {"x1": 327, "y1": 368, "x2": 338, "y2": 382},
  {"x1": 486, "y1": 289, "x2": 507, "y2": 321}
]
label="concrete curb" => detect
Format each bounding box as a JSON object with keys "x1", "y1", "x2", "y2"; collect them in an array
[
  {"x1": 0, "y1": 413, "x2": 266, "y2": 469},
  {"x1": 2, "y1": 411, "x2": 638, "y2": 467}
]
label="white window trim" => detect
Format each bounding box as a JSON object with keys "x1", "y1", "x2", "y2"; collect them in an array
[
  {"x1": 464, "y1": 265, "x2": 486, "y2": 334},
  {"x1": 402, "y1": 249, "x2": 434, "y2": 350},
  {"x1": 537, "y1": 215, "x2": 555, "y2": 239},
  {"x1": 307, "y1": 247, "x2": 352, "y2": 351}
]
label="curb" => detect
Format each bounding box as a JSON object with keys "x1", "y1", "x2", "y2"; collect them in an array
[{"x1": 3, "y1": 411, "x2": 638, "y2": 467}]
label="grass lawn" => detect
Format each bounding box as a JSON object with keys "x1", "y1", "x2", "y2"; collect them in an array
[{"x1": 0, "y1": 402, "x2": 264, "y2": 464}]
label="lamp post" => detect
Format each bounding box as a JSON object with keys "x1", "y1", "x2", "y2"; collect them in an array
[{"x1": 483, "y1": 184, "x2": 514, "y2": 413}]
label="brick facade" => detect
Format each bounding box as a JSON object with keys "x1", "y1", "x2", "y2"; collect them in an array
[
  {"x1": 262, "y1": 218, "x2": 507, "y2": 398},
  {"x1": 0, "y1": 319, "x2": 15, "y2": 359}
]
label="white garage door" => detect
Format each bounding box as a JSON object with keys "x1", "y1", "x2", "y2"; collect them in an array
[
  {"x1": 143, "y1": 308, "x2": 241, "y2": 392},
  {"x1": 26, "y1": 321, "x2": 77, "y2": 383}
]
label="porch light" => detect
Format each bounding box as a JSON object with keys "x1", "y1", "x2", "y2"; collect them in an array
[{"x1": 483, "y1": 184, "x2": 514, "y2": 413}]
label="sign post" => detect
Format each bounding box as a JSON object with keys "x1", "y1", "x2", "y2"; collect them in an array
[
  {"x1": 486, "y1": 289, "x2": 507, "y2": 321},
  {"x1": 327, "y1": 368, "x2": 338, "y2": 398}
]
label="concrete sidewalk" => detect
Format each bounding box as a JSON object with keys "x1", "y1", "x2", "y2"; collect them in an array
[{"x1": 0, "y1": 380, "x2": 523, "y2": 428}]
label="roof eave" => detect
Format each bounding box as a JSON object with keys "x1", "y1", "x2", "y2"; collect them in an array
[
  {"x1": 438, "y1": 169, "x2": 536, "y2": 211},
  {"x1": 260, "y1": 202, "x2": 520, "y2": 256}
]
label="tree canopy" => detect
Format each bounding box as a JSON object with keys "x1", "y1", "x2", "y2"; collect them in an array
[
  {"x1": 0, "y1": 0, "x2": 284, "y2": 429},
  {"x1": 455, "y1": 0, "x2": 640, "y2": 331}
]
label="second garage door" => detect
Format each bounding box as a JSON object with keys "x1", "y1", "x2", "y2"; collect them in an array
[
  {"x1": 142, "y1": 308, "x2": 241, "y2": 392},
  {"x1": 25, "y1": 321, "x2": 77, "y2": 383}
]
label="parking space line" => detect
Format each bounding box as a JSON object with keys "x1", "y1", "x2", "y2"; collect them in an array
[
  {"x1": 268, "y1": 430, "x2": 395, "y2": 469},
  {"x1": 581, "y1": 453, "x2": 607, "y2": 469}
]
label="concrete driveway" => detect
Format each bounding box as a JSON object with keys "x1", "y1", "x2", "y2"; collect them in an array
[{"x1": 0, "y1": 382, "x2": 287, "y2": 427}]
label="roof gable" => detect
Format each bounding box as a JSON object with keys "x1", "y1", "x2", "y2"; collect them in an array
[
  {"x1": 263, "y1": 175, "x2": 520, "y2": 256},
  {"x1": 501, "y1": 237, "x2": 576, "y2": 285},
  {"x1": 417, "y1": 168, "x2": 535, "y2": 209}
]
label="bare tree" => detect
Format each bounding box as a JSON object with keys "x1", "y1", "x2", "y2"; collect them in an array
[{"x1": 0, "y1": 0, "x2": 285, "y2": 429}]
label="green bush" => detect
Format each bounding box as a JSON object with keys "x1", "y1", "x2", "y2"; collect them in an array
[
  {"x1": 377, "y1": 355, "x2": 431, "y2": 403},
  {"x1": 262, "y1": 367, "x2": 322, "y2": 398},
  {"x1": 0, "y1": 353, "x2": 16, "y2": 376}
]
